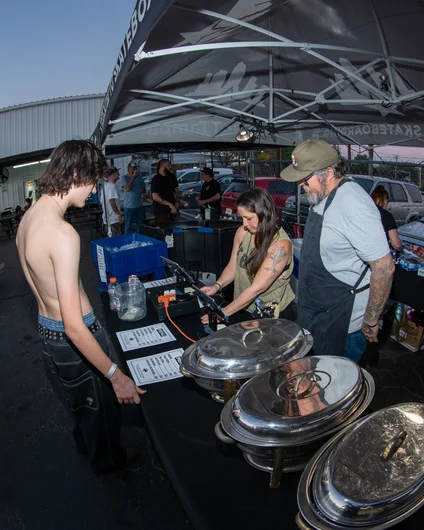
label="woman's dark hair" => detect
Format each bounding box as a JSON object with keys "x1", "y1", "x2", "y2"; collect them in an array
[
  {"x1": 371, "y1": 185, "x2": 389, "y2": 207},
  {"x1": 235, "y1": 187, "x2": 279, "y2": 279},
  {"x1": 39, "y1": 140, "x2": 108, "y2": 196}
]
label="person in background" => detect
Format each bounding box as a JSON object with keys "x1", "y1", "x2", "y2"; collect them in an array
[
  {"x1": 16, "y1": 140, "x2": 146, "y2": 474},
  {"x1": 371, "y1": 185, "x2": 402, "y2": 251},
  {"x1": 101, "y1": 166, "x2": 123, "y2": 236},
  {"x1": 151, "y1": 159, "x2": 179, "y2": 224},
  {"x1": 201, "y1": 188, "x2": 294, "y2": 321},
  {"x1": 280, "y1": 139, "x2": 395, "y2": 363},
  {"x1": 120, "y1": 161, "x2": 146, "y2": 234},
  {"x1": 24, "y1": 197, "x2": 32, "y2": 211},
  {"x1": 196, "y1": 167, "x2": 221, "y2": 219}
]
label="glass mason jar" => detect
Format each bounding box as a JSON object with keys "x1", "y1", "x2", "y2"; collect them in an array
[{"x1": 116, "y1": 282, "x2": 147, "y2": 322}]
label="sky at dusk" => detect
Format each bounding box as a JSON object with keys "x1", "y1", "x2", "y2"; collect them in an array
[
  {"x1": 1, "y1": 0, "x2": 423, "y2": 163},
  {"x1": 0, "y1": 0, "x2": 135, "y2": 108}
]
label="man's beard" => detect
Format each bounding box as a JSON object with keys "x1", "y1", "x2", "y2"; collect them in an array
[{"x1": 304, "y1": 179, "x2": 328, "y2": 206}]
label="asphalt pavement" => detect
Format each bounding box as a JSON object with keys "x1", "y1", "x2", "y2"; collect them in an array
[
  {"x1": 0, "y1": 223, "x2": 191, "y2": 530},
  {"x1": 1, "y1": 219, "x2": 423, "y2": 530}
]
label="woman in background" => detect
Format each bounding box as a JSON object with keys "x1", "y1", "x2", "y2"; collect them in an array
[{"x1": 371, "y1": 185, "x2": 402, "y2": 251}]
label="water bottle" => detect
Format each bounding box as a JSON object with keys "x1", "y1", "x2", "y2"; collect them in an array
[
  {"x1": 128, "y1": 274, "x2": 141, "y2": 291},
  {"x1": 108, "y1": 277, "x2": 118, "y2": 311}
]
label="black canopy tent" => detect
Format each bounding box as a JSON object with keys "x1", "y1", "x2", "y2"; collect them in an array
[{"x1": 93, "y1": 0, "x2": 424, "y2": 156}]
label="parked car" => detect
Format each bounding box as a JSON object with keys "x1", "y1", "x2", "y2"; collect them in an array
[
  {"x1": 282, "y1": 175, "x2": 424, "y2": 227},
  {"x1": 221, "y1": 177, "x2": 298, "y2": 215},
  {"x1": 179, "y1": 174, "x2": 242, "y2": 208},
  {"x1": 176, "y1": 167, "x2": 234, "y2": 186}
]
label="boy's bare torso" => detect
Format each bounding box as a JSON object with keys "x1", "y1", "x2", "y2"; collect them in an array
[{"x1": 16, "y1": 200, "x2": 92, "y2": 321}]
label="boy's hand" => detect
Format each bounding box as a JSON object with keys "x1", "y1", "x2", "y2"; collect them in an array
[{"x1": 110, "y1": 369, "x2": 146, "y2": 404}]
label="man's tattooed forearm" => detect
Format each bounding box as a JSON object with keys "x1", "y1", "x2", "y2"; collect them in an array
[
  {"x1": 364, "y1": 255, "x2": 395, "y2": 324},
  {"x1": 264, "y1": 247, "x2": 288, "y2": 274}
]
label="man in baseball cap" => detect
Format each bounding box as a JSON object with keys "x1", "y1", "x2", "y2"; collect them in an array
[
  {"x1": 280, "y1": 139, "x2": 394, "y2": 364},
  {"x1": 120, "y1": 160, "x2": 147, "y2": 233}
]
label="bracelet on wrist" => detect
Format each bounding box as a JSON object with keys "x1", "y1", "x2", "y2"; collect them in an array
[
  {"x1": 104, "y1": 362, "x2": 118, "y2": 379},
  {"x1": 364, "y1": 322, "x2": 378, "y2": 328},
  {"x1": 214, "y1": 281, "x2": 222, "y2": 291}
]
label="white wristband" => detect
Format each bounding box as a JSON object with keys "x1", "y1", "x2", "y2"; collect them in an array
[{"x1": 104, "y1": 362, "x2": 118, "y2": 379}]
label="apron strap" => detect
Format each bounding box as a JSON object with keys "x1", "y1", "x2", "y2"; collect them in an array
[
  {"x1": 349, "y1": 264, "x2": 370, "y2": 295},
  {"x1": 323, "y1": 178, "x2": 352, "y2": 214},
  {"x1": 323, "y1": 179, "x2": 370, "y2": 297}
]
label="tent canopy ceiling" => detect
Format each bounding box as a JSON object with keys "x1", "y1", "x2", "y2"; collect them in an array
[{"x1": 95, "y1": 0, "x2": 424, "y2": 154}]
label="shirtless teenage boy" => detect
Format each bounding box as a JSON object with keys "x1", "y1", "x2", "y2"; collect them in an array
[{"x1": 16, "y1": 140, "x2": 146, "y2": 473}]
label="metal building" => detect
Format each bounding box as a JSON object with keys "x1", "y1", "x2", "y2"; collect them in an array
[{"x1": 0, "y1": 94, "x2": 104, "y2": 211}]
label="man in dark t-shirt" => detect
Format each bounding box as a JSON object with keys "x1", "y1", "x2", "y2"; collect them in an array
[
  {"x1": 196, "y1": 168, "x2": 222, "y2": 218},
  {"x1": 151, "y1": 159, "x2": 179, "y2": 224}
]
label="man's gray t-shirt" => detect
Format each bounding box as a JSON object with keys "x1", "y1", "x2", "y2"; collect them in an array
[
  {"x1": 311, "y1": 180, "x2": 389, "y2": 333},
  {"x1": 120, "y1": 174, "x2": 145, "y2": 209}
]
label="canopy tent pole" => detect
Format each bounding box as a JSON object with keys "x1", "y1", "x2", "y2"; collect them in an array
[{"x1": 269, "y1": 52, "x2": 274, "y2": 122}]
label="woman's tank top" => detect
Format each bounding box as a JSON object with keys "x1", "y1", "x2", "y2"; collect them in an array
[{"x1": 233, "y1": 227, "x2": 294, "y2": 318}]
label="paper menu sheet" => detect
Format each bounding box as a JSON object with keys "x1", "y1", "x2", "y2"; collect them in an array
[
  {"x1": 116, "y1": 323, "x2": 176, "y2": 352},
  {"x1": 127, "y1": 349, "x2": 184, "y2": 385}
]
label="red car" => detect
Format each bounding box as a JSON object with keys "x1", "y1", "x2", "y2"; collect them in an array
[{"x1": 221, "y1": 177, "x2": 297, "y2": 215}]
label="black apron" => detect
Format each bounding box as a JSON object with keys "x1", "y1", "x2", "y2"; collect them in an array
[{"x1": 298, "y1": 179, "x2": 369, "y2": 357}]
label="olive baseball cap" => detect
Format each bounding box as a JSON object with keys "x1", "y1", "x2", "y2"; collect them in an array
[{"x1": 280, "y1": 139, "x2": 339, "y2": 182}]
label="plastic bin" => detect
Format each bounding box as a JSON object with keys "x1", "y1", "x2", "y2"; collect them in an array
[
  {"x1": 91, "y1": 233, "x2": 167, "y2": 290},
  {"x1": 140, "y1": 219, "x2": 241, "y2": 276}
]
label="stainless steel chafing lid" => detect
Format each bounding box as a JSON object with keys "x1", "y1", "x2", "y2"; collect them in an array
[
  {"x1": 312, "y1": 402, "x2": 424, "y2": 527},
  {"x1": 230, "y1": 356, "x2": 363, "y2": 442},
  {"x1": 186, "y1": 319, "x2": 308, "y2": 378}
]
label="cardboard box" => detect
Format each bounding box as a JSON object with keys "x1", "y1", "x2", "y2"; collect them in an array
[{"x1": 390, "y1": 318, "x2": 424, "y2": 352}]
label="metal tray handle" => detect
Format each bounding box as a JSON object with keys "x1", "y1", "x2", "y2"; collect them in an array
[
  {"x1": 380, "y1": 430, "x2": 408, "y2": 461},
  {"x1": 241, "y1": 328, "x2": 264, "y2": 346},
  {"x1": 214, "y1": 422, "x2": 235, "y2": 445},
  {"x1": 179, "y1": 365, "x2": 193, "y2": 378}
]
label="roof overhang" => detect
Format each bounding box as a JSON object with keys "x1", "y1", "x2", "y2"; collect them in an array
[
  {"x1": 0, "y1": 149, "x2": 52, "y2": 169},
  {"x1": 94, "y1": 0, "x2": 424, "y2": 152}
]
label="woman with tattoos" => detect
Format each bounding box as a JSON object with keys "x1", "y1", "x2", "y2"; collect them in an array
[{"x1": 201, "y1": 188, "x2": 294, "y2": 320}]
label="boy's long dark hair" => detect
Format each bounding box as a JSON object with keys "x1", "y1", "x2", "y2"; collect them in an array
[
  {"x1": 236, "y1": 187, "x2": 280, "y2": 279},
  {"x1": 39, "y1": 140, "x2": 108, "y2": 196}
]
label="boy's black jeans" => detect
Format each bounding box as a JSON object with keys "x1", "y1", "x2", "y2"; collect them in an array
[{"x1": 39, "y1": 321, "x2": 126, "y2": 473}]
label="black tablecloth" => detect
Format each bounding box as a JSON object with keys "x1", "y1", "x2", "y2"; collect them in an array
[
  {"x1": 101, "y1": 293, "x2": 423, "y2": 530},
  {"x1": 391, "y1": 265, "x2": 424, "y2": 311}
]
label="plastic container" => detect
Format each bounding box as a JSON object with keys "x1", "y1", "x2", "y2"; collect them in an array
[
  {"x1": 139, "y1": 219, "x2": 240, "y2": 276},
  {"x1": 91, "y1": 233, "x2": 167, "y2": 290},
  {"x1": 116, "y1": 282, "x2": 147, "y2": 322},
  {"x1": 108, "y1": 277, "x2": 118, "y2": 311}
]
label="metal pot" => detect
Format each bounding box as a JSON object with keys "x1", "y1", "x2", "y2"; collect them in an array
[
  {"x1": 296, "y1": 402, "x2": 424, "y2": 530},
  {"x1": 180, "y1": 319, "x2": 313, "y2": 403},
  {"x1": 217, "y1": 356, "x2": 375, "y2": 487}
]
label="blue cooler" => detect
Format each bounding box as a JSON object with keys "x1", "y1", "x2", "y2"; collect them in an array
[{"x1": 91, "y1": 233, "x2": 167, "y2": 290}]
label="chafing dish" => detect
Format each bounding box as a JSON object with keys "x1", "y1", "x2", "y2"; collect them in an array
[
  {"x1": 296, "y1": 402, "x2": 424, "y2": 529},
  {"x1": 180, "y1": 319, "x2": 313, "y2": 403},
  {"x1": 216, "y1": 356, "x2": 375, "y2": 487}
]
